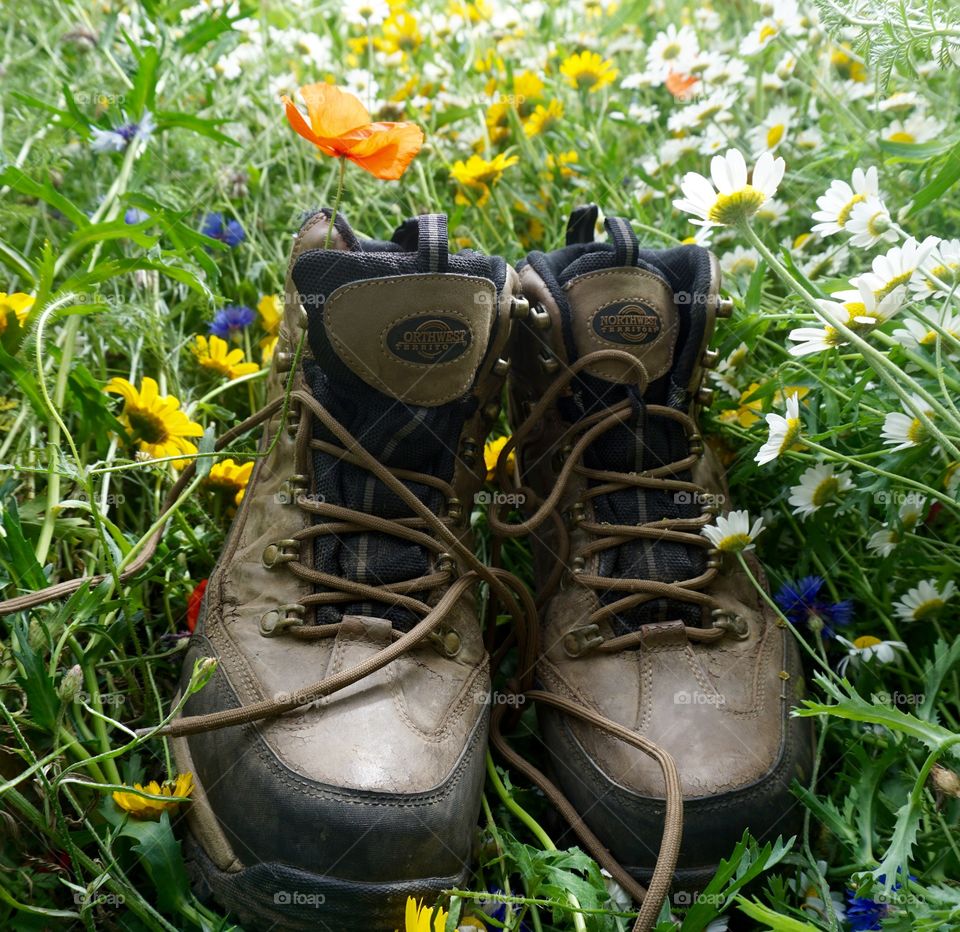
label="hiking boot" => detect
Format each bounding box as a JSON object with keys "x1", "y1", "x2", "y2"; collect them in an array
[
  {"x1": 170, "y1": 211, "x2": 522, "y2": 930},
  {"x1": 501, "y1": 206, "x2": 813, "y2": 887}
]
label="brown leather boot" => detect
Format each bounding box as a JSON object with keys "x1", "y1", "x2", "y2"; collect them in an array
[
  {"x1": 498, "y1": 207, "x2": 813, "y2": 889},
  {"x1": 168, "y1": 211, "x2": 525, "y2": 930}
]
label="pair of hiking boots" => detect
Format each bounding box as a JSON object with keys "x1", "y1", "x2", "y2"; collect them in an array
[{"x1": 166, "y1": 207, "x2": 812, "y2": 931}]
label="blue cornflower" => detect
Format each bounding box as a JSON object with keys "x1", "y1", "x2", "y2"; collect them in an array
[
  {"x1": 846, "y1": 874, "x2": 912, "y2": 931},
  {"x1": 124, "y1": 208, "x2": 149, "y2": 224},
  {"x1": 200, "y1": 212, "x2": 245, "y2": 248},
  {"x1": 209, "y1": 305, "x2": 255, "y2": 339},
  {"x1": 90, "y1": 110, "x2": 156, "y2": 153},
  {"x1": 775, "y1": 575, "x2": 853, "y2": 638}
]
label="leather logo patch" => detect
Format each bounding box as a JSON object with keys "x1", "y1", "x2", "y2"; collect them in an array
[
  {"x1": 592, "y1": 300, "x2": 663, "y2": 346},
  {"x1": 386, "y1": 315, "x2": 472, "y2": 364}
]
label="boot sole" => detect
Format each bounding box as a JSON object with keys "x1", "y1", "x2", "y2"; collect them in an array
[{"x1": 184, "y1": 830, "x2": 467, "y2": 932}]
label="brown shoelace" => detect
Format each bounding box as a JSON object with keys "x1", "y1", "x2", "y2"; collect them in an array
[{"x1": 1, "y1": 368, "x2": 686, "y2": 932}]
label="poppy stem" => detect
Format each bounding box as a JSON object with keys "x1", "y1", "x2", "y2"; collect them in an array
[{"x1": 324, "y1": 156, "x2": 347, "y2": 250}]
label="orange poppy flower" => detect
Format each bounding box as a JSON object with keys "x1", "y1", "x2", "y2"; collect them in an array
[
  {"x1": 665, "y1": 71, "x2": 698, "y2": 100},
  {"x1": 282, "y1": 83, "x2": 423, "y2": 181}
]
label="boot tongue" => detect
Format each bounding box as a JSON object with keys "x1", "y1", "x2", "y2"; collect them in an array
[
  {"x1": 289, "y1": 213, "x2": 505, "y2": 630},
  {"x1": 556, "y1": 246, "x2": 705, "y2": 636}
]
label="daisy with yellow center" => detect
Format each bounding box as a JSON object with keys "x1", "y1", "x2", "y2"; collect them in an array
[
  {"x1": 524, "y1": 99, "x2": 564, "y2": 137},
  {"x1": 720, "y1": 383, "x2": 808, "y2": 428},
  {"x1": 912, "y1": 238, "x2": 960, "y2": 299},
  {"x1": 836, "y1": 635, "x2": 907, "y2": 675},
  {"x1": 845, "y1": 196, "x2": 897, "y2": 248},
  {"x1": 881, "y1": 394, "x2": 935, "y2": 452},
  {"x1": 105, "y1": 377, "x2": 204, "y2": 462},
  {"x1": 858, "y1": 236, "x2": 940, "y2": 302},
  {"x1": 893, "y1": 579, "x2": 955, "y2": 622},
  {"x1": 450, "y1": 152, "x2": 518, "y2": 207},
  {"x1": 192, "y1": 334, "x2": 260, "y2": 380},
  {"x1": 811, "y1": 166, "x2": 881, "y2": 237},
  {"x1": 788, "y1": 463, "x2": 854, "y2": 519},
  {"x1": 673, "y1": 148, "x2": 785, "y2": 228},
  {"x1": 755, "y1": 392, "x2": 801, "y2": 465},
  {"x1": 400, "y1": 897, "x2": 447, "y2": 932},
  {"x1": 701, "y1": 509, "x2": 765, "y2": 553},
  {"x1": 206, "y1": 459, "x2": 255, "y2": 506},
  {"x1": 0, "y1": 292, "x2": 35, "y2": 334},
  {"x1": 559, "y1": 51, "x2": 618, "y2": 92},
  {"x1": 751, "y1": 104, "x2": 794, "y2": 155},
  {"x1": 893, "y1": 308, "x2": 960, "y2": 355},
  {"x1": 112, "y1": 773, "x2": 194, "y2": 821}
]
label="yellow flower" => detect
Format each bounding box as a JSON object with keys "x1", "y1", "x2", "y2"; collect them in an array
[
  {"x1": 400, "y1": 897, "x2": 447, "y2": 932},
  {"x1": 0, "y1": 292, "x2": 35, "y2": 334},
  {"x1": 260, "y1": 334, "x2": 279, "y2": 362},
  {"x1": 192, "y1": 334, "x2": 260, "y2": 381},
  {"x1": 483, "y1": 435, "x2": 515, "y2": 481},
  {"x1": 206, "y1": 458, "x2": 255, "y2": 506},
  {"x1": 559, "y1": 51, "x2": 618, "y2": 92},
  {"x1": 831, "y1": 45, "x2": 867, "y2": 83},
  {"x1": 485, "y1": 100, "x2": 512, "y2": 144},
  {"x1": 524, "y1": 99, "x2": 564, "y2": 136},
  {"x1": 513, "y1": 70, "x2": 545, "y2": 106},
  {"x1": 104, "y1": 377, "x2": 204, "y2": 462},
  {"x1": 720, "y1": 383, "x2": 809, "y2": 428},
  {"x1": 544, "y1": 149, "x2": 579, "y2": 178},
  {"x1": 378, "y1": 12, "x2": 422, "y2": 54},
  {"x1": 257, "y1": 294, "x2": 282, "y2": 335},
  {"x1": 450, "y1": 152, "x2": 518, "y2": 207},
  {"x1": 112, "y1": 773, "x2": 194, "y2": 821}
]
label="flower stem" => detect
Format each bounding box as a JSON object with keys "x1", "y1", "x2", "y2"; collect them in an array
[{"x1": 324, "y1": 156, "x2": 347, "y2": 250}]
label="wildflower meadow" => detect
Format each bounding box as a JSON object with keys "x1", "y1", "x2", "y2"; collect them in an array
[{"x1": 2, "y1": 0, "x2": 960, "y2": 930}]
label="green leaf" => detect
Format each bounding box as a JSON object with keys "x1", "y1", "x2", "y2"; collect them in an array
[
  {"x1": 744, "y1": 260, "x2": 766, "y2": 315},
  {"x1": 65, "y1": 219, "x2": 159, "y2": 252},
  {"x1": 60, "y1": 257, "x2": 212, "y2": 299},
  {"x1": 734, "y1": 896, "x2": 821, "y2": 930},
  {"x1": 0, "y1": 341, "x2": 48, "y2": 418},
  {"x1": 196, "y1": 427, "x2": 216, "y2": 479},
  {"x1": 874, "y1": 794, "x2": 922, "y2": 890},
  {"x1": 153, "y1": 111, "x2": 238, "y2": 147},
  {"x1": 907, "y1": 138, "x2": 960, "y2": 216},
  {"x1": 0, "y1": 166, "x2": 89, "y2": 228},
  {"x1": 878, "y1": 138, "x2": 958, "y2": 161},
  {"x1": 919, "y1": 638, "x2": 960, "y2": 722},
  {"x1": 11, "y1": 618, "x2": 60, "y2": 732},
  {"x1": 127, "y1": 45, "x2": 160, "y2": 118},
  {"x1": 1, "y1": 497, "x2": 49, "y2": 592},
  {"x1": 116, "y1": 813, "x2": 192, "y2": 916}
]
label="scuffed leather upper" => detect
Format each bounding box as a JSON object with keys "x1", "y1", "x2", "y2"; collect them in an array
[{"x1": 175, "y1": 213, "x2": 519, "y2": 882}]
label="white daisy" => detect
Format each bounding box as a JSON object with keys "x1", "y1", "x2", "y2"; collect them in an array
[
  {"x1": 836, "y1": 635, "x2": 908, "y2": 675},
  {"x1": 711, "y1": 341, "x2": 749, "y2": 397},
  {"x1": 881, "y1": 394, "x2": 935, "y2": 451},
  {"x1": 892, "y1": 307, "x2": 960, "y2": 354},
  {"x1": 701, "y1": 509, "x2": 765, "y2": 552},
  {"x1": 756, "y1": 392, "x2": 801, "y2": 465},
  {"x1": 673, "y1": 148, "x2": 786, "y2": 228},
  {"x1": 755, "y1": 197, "x2": 789, "y2": 224},
  {"x1": 794, "y1": 126, "x2": 824, "y2": 150},
  {"x1": 342, "y1": 0, "x2": 390, "y2": 25},
  {"x1": 721, "y1": 245, "x2": 760, "y2": 278},
  {"x1": 828, "y1": 279, "x2": 906, "y2": 327},
  {"x1": 811, "y1": 166, "x2": 881, "y2": 238},
  {"x1": 893, "y1": 579, "x2": 956, "y2": 621},
  {"x1": 912, "y1": 238, "x2": 960, "y2": 299},
  {"x1": 883, "y1": 112, "x2": 946, "y2": 145},
  {"x1": 645, "y1": 24, "x2": 700, "y2": 81},
  {"x1": 751, "y1": 104, "x2": 795, "y2": 156},
  {"x1": 845, "y1": 196, "x2": 897, "y2": 248},
  {"x1": 788, "y1": 464, "x2": 854, "y2": 519},
  {"x1": 701, "y1": 53, "x2": 749, "y2": 88},
  {"x1": 867, "y1": 527, "x2": 900, "y2": 557},
  {"x1": 869, "y1": 91, "x2": 924, "y2": 112},
  {"x1": 788, "y1": 324, "x2": 844, "y2": 357},
  {"x1": 856, "y1": 236, "x2": 941, "y2": 302}
]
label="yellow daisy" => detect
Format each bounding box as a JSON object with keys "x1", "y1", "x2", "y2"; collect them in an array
[
  {"x1": 112, "y1": 773, "x2": 194, "y2": 821},
  {"x1": 400, "y1": 897, "x2": 447, "y2": 932},
  {"x1": 0, "y1": 292, "x2": 35, "y2": 334},
  {"x1": 450, "y1": 152, "x2": 518, "y2": 207},
  {"x1": 192, "y1": 334, "x2": 260, "y2": 380},
  {"x1": 104, "y1": 377, "x2": 204, "y2": 462},
  {"x1": 524, "y1": 99, "x2": 564, "y2": 136},
  {"x1": 483, "y1": 435, "x2": 516, "y2": 481},
  {"x1": 206, "y1": 458, "x2": 255, "y2": 506},
  {"x1": 559, "y1": 51, "x2": 618, "y2": 92},
  {"x1": 257, "y1": 294, "x2": 282, "y2": 335}
]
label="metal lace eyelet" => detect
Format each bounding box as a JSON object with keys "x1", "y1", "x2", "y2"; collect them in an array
[
  {"x1": 530, "y1": 303, "x2": 552, "y2": 330},
  {"x1": 510, "y1": 295, "x2": 530, "y2": 319},
  {"x1": 705, "y1": 548, "x2": 722, "y2": 570},
  {"x1": 259, "y1": 603, "x2": 306, "y2": 637},
  {"x1": 688, "y1": 433, "x2": 704, "y2": 455},
  {"x1": 436, "y1": 552, "x2": 457, "y2": 576},
  {"x1": 539, "y1": 351, "x2": 560, "y2": 374},
  {"x1": 566, "y1": 502, "x2": 586, "y2": 528},
  {"x1": 493, "y1": 357, "x2": 511, "y2": 376},
  {"x1": 711, "y1": 609, "x2": 749, "y2": 639},
  {"x1": 262, "y1": 539, "x2": 299, "y2": 568},
  {"x1": 279, "y1": 475, "x2": 309, "y2": 505},
  {"x1": 461, "y1": 440, "x2": 479, "y2": 466},
  {"x1": 429, "y1": 628, "x2": 462, "y2": 657},
  {"x1": 447, "y1": 497, "x2": 463, "y2": 521},
  {"x1": 562, "y1": 624, "x2": 604, "y2": 658},
  {"x1": 570, "y1": 555, "x2": 586, "y2": 574}
]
